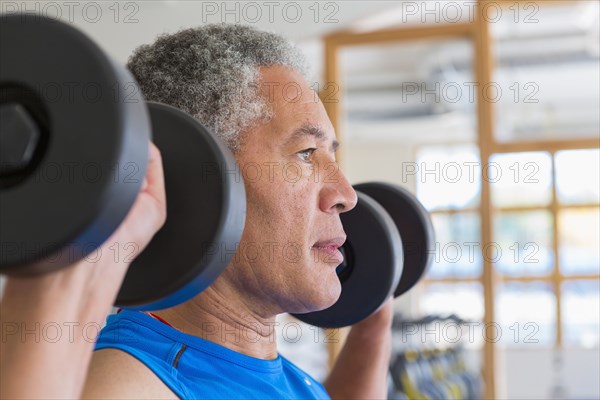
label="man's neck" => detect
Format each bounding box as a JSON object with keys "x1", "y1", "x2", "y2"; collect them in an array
[{"x1": 154, "y1": 284, "x2": 280, "y2": 360}]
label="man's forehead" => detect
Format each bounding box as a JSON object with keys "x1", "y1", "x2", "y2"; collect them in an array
[
  {"x1": 258, "y1": 65, "x2": 317, "y2": 105},
  {"x1": 284, "y1": 122, "x2": 339, "y2": 152},
  {"x1": 257, "y1": 66, "x2": 338, "y2": 152}
]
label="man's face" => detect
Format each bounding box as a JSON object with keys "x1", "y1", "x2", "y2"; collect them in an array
[{"x1": 225, "y1": 65, "x2": 357, "y2": 316}]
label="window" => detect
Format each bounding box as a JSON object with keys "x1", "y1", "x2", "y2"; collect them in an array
[
  {"x1": 496, "y1": 282, "x2": 556, "y2": 347},
  {"x1": 326, "y1": 3, "x2": 599, "y2": 397},
  {"x1": 493, "y1": 210, "x2": 554, "y2": 277},
  {"x1": 428, "y1": 212, "x2": 482, "y2": 278},
  {"x1": 562, "y1": 280, "x2": 600, "y2": 348},
  {"x1": 490, "y1": 152, "x2": 553, "y2": 208},
  {"x1": 555, "y1": 150, "x2": 600, "y2": 205}
]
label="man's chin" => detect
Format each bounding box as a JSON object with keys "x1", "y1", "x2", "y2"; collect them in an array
[{"x1": 293, "y1": 279, "x2": 341, "y2": 314}]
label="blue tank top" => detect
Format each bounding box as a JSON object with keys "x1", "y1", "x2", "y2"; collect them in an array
[{"x1": 95, "y1": 310, "x2": 331, "y2": 399}]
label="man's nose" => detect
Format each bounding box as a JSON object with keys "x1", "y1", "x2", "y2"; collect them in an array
[{"x1": 319, "y1": 163, "x2": 358, "y2": 214}]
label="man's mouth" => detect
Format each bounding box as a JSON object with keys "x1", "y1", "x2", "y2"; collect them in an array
[{"x1": 312, "y1": 236, "x2": 346, "y2": 264}]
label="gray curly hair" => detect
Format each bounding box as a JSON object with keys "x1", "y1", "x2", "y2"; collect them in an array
[{"x1": 127, "y1": 23, "x2": 309, "y2": 152}]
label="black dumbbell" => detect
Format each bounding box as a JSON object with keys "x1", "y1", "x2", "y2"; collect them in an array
[
  {"x1": 117, "y1": 103, "x2": 246, "y2": 309},
  {"x1": 293, "y1": 182, "x2": 435, "y2": 328},
  {"x1": 0, "y1": 14, "x2": 247, "y2": 309}
]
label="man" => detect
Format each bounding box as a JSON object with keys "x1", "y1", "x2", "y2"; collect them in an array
[{"x1": 1, "y1": 23, "x2": 392, "y2": 399}]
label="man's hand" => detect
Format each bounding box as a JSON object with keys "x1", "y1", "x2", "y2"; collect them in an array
[
  {"x1": 0, "y1": 143, "x2": 166, "y2": 399},
  {"x1": 324, "y1": 299, "x2": 394, "y2": 399},
  {"x1": 113, "y1": 143, "x2": 167, "y2": 255}
]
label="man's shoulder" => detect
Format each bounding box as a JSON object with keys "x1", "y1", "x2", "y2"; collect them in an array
[
  {"x1": 82, "y1": 348, "x2": 179, "y2": 399},
  {"x1": 88, "y1": 311, "x2": 190, "y2": 398}
]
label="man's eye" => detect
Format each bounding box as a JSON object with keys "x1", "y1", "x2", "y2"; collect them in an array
[{"x1": 298, "y1": 148, "x2": 316, "y2": 162}]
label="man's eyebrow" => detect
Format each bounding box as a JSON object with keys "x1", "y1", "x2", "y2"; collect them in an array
[{"x1": 286, "y1": 123, "x2": 340, "y2": 152}]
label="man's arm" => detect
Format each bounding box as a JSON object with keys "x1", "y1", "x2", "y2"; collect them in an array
[
  {"x1": 324, "y1": 299, "x2": 393, "y2": 399},
  {"x1": 82, "y1": 348, "x2": 178, "y2": 399},
  {"x1": 0, "y1": 144, "x2": 166, "y2": 399}
]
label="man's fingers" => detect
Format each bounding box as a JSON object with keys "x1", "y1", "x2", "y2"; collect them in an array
[{"x1": 145, "y1": 142, "x2": 167, "y2": 212}]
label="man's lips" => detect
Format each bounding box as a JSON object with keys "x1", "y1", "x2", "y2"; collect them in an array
[{"x1": 312, "y1": 236, "x2": 346, "y2": 264}]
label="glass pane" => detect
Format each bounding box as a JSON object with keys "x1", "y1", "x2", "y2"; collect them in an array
[
  {"x1": 415, "y1": 145, "x2": 481, "y2": 211},
  {"x1": 420, "y1": 283, "x2": 484, "y2": 321},
  {"x1": 493, "y1": 211, "x2": 554, "y2": 276},
  {"x1": 559, "y1": 208, "x2": 600, "y2": 276},
  {"x1": 341, "y1": 38, "x2": 477, "y2": 190},
  {"x1": 420, "y1": 282, "x2": 483, "y2": 320},
  {"x1": 341, "y1": 38, "x2": 475, "y2": 131},
  {"x1": 490, "y1": 152, "x2": 553, "y2": 208},
  {"x1": 562, "y1": 280, "x2": 600, "y2": 348},
  {"x1": 491, "y1": 2, "x2": 600, "y2": 142},
  {"x1": 496, "y1": 282, "x2": 556, "y2": 346},
  {"x1": 555, "y1": 149, "x2": 600, "y2": 205},
  {"x1": 419, "y1": 282, "x2": 484, "y2": 348},
  {"x1": 427, "y1": 212, "x2": 481, "y2": 278}
]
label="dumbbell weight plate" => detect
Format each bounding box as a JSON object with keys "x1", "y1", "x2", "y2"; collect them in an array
[
  {"x1": 116, "y1": 102, "x2": 246, "y2": 310},
  {"x1": 0, "y1": 14, "x2": 149, "y2": 274},
  {"x1": 292, "y1": 192, "x2": 403, "y2": 328},
  {"x1": 354, "y1": 182, "x2": 434, "y2": 297}
]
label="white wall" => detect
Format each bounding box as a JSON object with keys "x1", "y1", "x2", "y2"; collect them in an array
[
  {"x1": 500, "y1": 347, "x2": 600, "y2": 400},
  {"x1": 2, "y1": 1, "x2": 398, "y2": 64},
  {"x1": 345, "y1": 142, "x2": 416, "y2": 191}
]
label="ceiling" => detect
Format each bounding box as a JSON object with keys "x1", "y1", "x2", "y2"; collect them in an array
[
  {"x1": 48, "y1": 1, "x2": 402, "y2": 63},
  {"x1": 14, "y1": 0, "x2": 598, "y2": 143}
]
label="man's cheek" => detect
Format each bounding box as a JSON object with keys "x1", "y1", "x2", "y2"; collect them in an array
[{"x1": 249, "y1": 161, "x2": 318, "y2": 186}]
